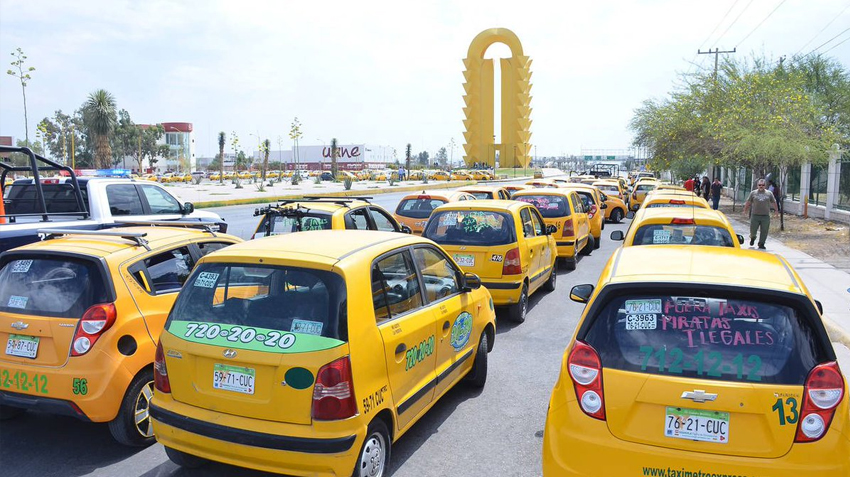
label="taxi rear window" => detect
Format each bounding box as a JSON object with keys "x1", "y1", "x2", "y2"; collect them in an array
[
  {"x1": 515, "y1": 195, "x2": 570, "y2": 218},
  {"x1": 633, "y1": 224, "x2": 734, "y2": 247},
  {"x1": 167, "y1": 264, "x2": 348, "y2": 341},
  {"x1": 468, "y1": 192, "x2": 491, "y2": 200},
  {"x1": 424, "y1": 210, "x2": 515, "y2": 246},
  {"x1": 645, "y1": 203, "x2": 698, "y2": 208},
  {"x1": 0, "y1": 256, "x2": 109, "y2": 318},
  {"x1": 583, "y1": 294, "x2": 825, "y2": 385},
  {"x1": 636, "y1": 184, "x2": 657, "y2": 192},
  {"x1": 257, "y1": 211, "x2": 333, "y2": 236},
  {"x1": 396, "y1": 198, "x2": 447, "y2": 219}
]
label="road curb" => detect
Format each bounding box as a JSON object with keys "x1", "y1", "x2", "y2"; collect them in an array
[{"x1": 824, "y1": 315, "x2": 850, "y2": 349}]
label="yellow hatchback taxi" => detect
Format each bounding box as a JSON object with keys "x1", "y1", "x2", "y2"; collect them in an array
[
  {"x1": 393, "y1": 191, "x2": 476, "y2": 235},
  {"x1": 592, "y1": 181, "x2": 628, "y2": 223},
  {"x1": 512, "y1": 189, "x2": 592, "y2": 270},
  {"x1": 151, "y1": 231, "x2": 496, "y2": 476},
  {"x1": 631, "y1": 179, "x2": 661, "y2": 210},
  {"x1": 560, "y1": 184, "x2": 606, "y2": 251},
  {"x1": 643, "y1": 191, "x2": 710, "y2": 209},
  {"x1": 422, "y1": 200, "x2": 557, "y2": 323},
  {"x1": 543, "y1": 246, "x2": 849, "y2": 476},
  {"x1": 0, "y1": 225, "x2": 242, "y2": 445},
  {"x1": 253, "y1": 197, "x2": 410, "y2": 238},
  {"x1": 613, "y1": 208, "x2": 743, "y2": 247}
]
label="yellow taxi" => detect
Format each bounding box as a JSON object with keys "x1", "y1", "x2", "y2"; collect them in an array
[
  {"x1": 393, "y1": 191, "x2": 476, "y2": 235},
  {"x1": 422, "y1": 200, "x2": 558, "y2": 323},
  {"x1": 159, "y1": 173, "x2": 176, "y2": 183},
  {"x1": 656, "y1": 184, "x2": 688, "y2": 192},
  {"x1": 208, "y1": 172, "x2": 221, "y2": 181},
  {"x1": 533, "y1": 170, "x2": 545, "y2": 179},
  {"x1": 238, "y1": 171, "x2": 253, "y2": 180},
  {"x1": 253, "y1": 197, "x2": 410, "y2": 238},
  {"x1": 151, "y1": 231, "x2": 497, "y2": 475},
  {"x1": 544, "y1": 246, "x2": 849, "y2": 476},
  {"x1": 451, "y1": 170, "x2": 472, "y2": 181},
  {"x1": 613, "y1": 207, "x2": 743, "y2": 247},
  {"x1": 512, "y1": 188, "x2": 592, "y2": 270},
  {"x1": 526, "y1": 179, "x2": 559, "y2": 189},
  {"x1": 429, "y1": 170, "x2": 451, "y2": 181},
  {"x1": 457, "y1": 185, "x2": 511, "y2": 200},
  {"x1": 0, "y1": 224, "x2": 242, "y2": 445},
  {"x1": 630, "y1": 179, "x2": 661, "y2": 210},
  {"x1": 504, "y1": 184, "x2": 531, "y2": 197},
  {"x1": 336, "y1": 171, "x2": 357, "y2": 181},
  {"x1": 355, "y1": 170, "x2": 371, "y2": 181},
  {"x1": 559, "y1": 184, "x2": 606, "y2": 250},
  {"x1": 468, "y1": 170, "x2": 491, "y2": 181},
  {"x1": 267, "y1": 170, "x2": 280, "y2": 179},
  {"x1": 593, "y1": 182, "x2": 628, "y2": 224}
]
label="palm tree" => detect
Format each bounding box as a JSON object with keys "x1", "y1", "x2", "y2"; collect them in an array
[
  {"x1": 405, "y1": 143, "x2": 412, "y2": 177},
  {"x1": 262, "y1": 139, "x2": 271, "y2": 182},
  {"x1": 83, "y1": 89, "x2": 117, "y2": 169},
  {"x1": 330, "y1": 138, "x2": 339, "y2": 180},
  {"x1": 218, "y1": 131, "x2": 226, "y2": 183}
]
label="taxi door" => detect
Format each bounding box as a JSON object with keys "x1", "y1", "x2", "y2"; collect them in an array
[
  {"x1": 529, "y1": 207, "x2": 555, "y2": 286},
  {"x1": 373, "y1": 250, "x2": 437, "y2": 430},
  {"x1": 411, "y1": 246, "x2": 474, "y2": 398},
  {"x1": 519, "y1": 207, "x2": 548, "y2": 292}
]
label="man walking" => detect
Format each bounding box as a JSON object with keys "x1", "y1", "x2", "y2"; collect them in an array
[
  {"x1": 710, "y1": 177, "x2": 722, "y2": 210},
  {"x1": 743, "y1": 179, "x2": 779, "y2": 249}
]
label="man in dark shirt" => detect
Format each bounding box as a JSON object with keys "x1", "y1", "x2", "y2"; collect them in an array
[{"x1": 710, "y1": 178, "x2": 722, "y2": 210}]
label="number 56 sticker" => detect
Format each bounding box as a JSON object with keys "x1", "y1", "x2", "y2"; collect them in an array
[{"x1": 72, "y1": 377, "x2": 88, "y2": 395}]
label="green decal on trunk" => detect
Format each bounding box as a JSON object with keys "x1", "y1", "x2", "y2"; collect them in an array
[{"x1": 168, "y1": 321, "x2": 344, "y2": 354}]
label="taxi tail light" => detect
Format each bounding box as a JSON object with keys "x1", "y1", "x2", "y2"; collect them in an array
[
  {"x1": 71, "y1": 303, "x2": 117, "y2": 356},
  {"x1": 561, "y1": 219, "x2": 575, "y2": 237},
  {"x1": 312, "y1": 356, "x2": 357, "y2": 420},
  {"x1": 154, "y1": 340, "x2": 171, "y2": 393},
  {"x1": 567, "y1": 341, "x2": 606, "y2": 420},
  {"x1": 669, "y1": 199, "x2": 686, "y2": 205},
  {"x1": 418, "y1": 195, "x2": 431, "y2": 200},
  {"x1": 502, "y1": 247, "x2": 522, "y2": 275},
  {"x1": 588, "y1": 204, "x2": 598, "y2": 219},
  {"x1": 795, "y1": 362, "x2": 844, "y2": 443},
  {"x1": 671, "y1": 218, "x2": 695, "y2": 225}
]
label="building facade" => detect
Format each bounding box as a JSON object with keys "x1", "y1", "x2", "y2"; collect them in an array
[
  {"x1": 251, "y1": 144, "x2": 395, "y2": 170},
  {"x1": 160, "y1": 122, "x2": 195, "y2": 172}
]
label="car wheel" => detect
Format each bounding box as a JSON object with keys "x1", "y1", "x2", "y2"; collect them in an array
[
  {"x1": 354, "y1": 419, "x2": 391, "y2": 477},
  {"x1": 108, "y1": 369, "x2": 155, "y2": 447},
  {"x1": 611, "y1": 208, "x2": 624, "y2": 223},
  {"x1": 465, "y1": 332, "x2": 489, "y2": 388},
  {"x1": 580, "y1": 235, "x2": 595, "y2": 255},
  {"x1": 562, "y1": 257, "x2": 577, "y2": 270},
  {"x1": 508, "y1": 284, "x2": 528, "y2": 323},
  {"x1": 542, "y1": 266, "x2": 556, "y2": 292},
  {"x1": 165, "y1": 446, "x2": 208, "y2": 469},
  {"x1": 593, "y1": 234, "x2": 601, "y2": 249},
  {"x1": 0, "y1": 404, "x2": 26, "y2": 420}
]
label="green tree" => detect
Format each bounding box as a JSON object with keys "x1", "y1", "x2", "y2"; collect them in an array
[
  {"x1": 435, "y1": 147, "x2": 448, "y2": 167},
  {"x1": 82, "y1": 89, "x2": 117, "y2": 169},
  {"x1": 330, "y1": 137, "x2": 339, "y2": 180},
  {"x1": 261, "y1": 138, "x2": 271, "y2": 183},
  {"x1": 405, "y1": 143, "x2": 412, "y2": 175},
  {"x1": 218, "y1": 131, "x2": 226, "y2": 183},
  {"x1": 289, "y1": 117, "x2": 302, "y2": 169},
  {"x1": 129, "y1": 124, "x2": 165, "y2": 172},
  {"x1": 6, "y1": 48, "x2": 35, "y2": 147},
  {"x1": 417, "y1": 151, "x2": 430, "y2": 167}
]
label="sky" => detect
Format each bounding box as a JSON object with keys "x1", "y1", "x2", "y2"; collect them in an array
[{"x1": 1, "y1": 0, "x2": 848, "y2": 161}]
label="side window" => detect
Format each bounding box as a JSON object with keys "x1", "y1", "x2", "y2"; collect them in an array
[
  {"x1": 369, "y1": 207, "x2": 399, "y2": 232},
  {"x1": 530, "y1": 208, "x2": 544, "y2": 236},
  {"x1": 371, "y1": 251, "x2": 423, "y2": 323},
  {"x1": 413, "y1": 247, "x2": 460, "y2": 302},
  {"x1": 346, "y1": 208, "x2": 370, "y2": 230},
  {"x1": 106, "y1": 184, "x2": 144, "y2": 216},
  {"x1": 140, "y1": 185, "x2": 182, "y2": 214},
  {"x1": 196, "y1": 241, "x2": 233, "y2": 257},
  {"x1": 144, "y1": 247, "x2": 194, "y2": 294},
  {"x1": 571, "y1": 195, "x2": 583, "y2": 214},
  {"x1": 519, "y1": 208, "x2": 535, "y2": 237}
]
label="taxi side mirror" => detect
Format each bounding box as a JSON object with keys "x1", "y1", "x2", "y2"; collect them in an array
[
  {"x1": 461, "y1": 272, "x2": 482, "y2": 291},
  {"x1": 570, "y1": 284, "x2": 594, "y2": 303},
  {"x1": 600, "y1": 202, "x2": 608, "y2": 209},
  {"x1": 737, "y1": 234, "x2": 745, "y2": 244},
  {"x1": 400, "y1": 225, "x2": 413, "y2": 234},
  {"x1": 815, "y1": 300, "x2": 823, "y2": 315},
  {"x1": 626, "y1": 211, "x2": 635, "y2": 219},
  {"x1": 546, "y1": 224, "x2": 557, "y2": 235},
  {"x1": 610, "y1": 230, "x2": 625, "y2": 241}
]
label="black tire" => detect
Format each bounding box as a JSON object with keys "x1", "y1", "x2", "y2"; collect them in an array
[
  {"x1": 465, "y1": 332, "x2": 488, "y2": 388},
  {"x1": 0, "y1": 404, "x2": 26, "y2": 420},
  {"x1": 580, "y1": 235, "x2": 595, "y2": 255},
  {"x1": 542, "y1": 266, "x2": 556, "y2": 292},
  {"x1": 508, "y1": 284, "x2": 528, "y2": 323},
  {"x1": 354, "y1": 419, "x2": 391, "y2": 477},
  {"x1": 593, "y1": 234, "x2": 601, "y2": 249},
  {"x1": 165, "y1": 446, "x2": 208, "y2": 469},
  {"x1": 563, "y1": 257, "x2": 577, "y2": 270},
  {"x1": 611, "y1": 208, "x2": 624, "y2": 224},
  {"x1": 108, "y1": 369, "x2": 155, "y2": 447}
]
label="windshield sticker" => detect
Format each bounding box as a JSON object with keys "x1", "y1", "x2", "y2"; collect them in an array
[
  {"x1": 291, "y1": 319, "x2": 323, "y2": 336},
  {"x1": 168, "y1": 321, "x2": 344, "y2": 354},
  {"x1": 11, "y1": 260, "x2": 33, "y2": 273},
  {"x1": 7, "y1": 295, "x2": 28, "y2": 309},
  {"x1": 626, "y1": 314, "x2": 657, "y2": 330},
  {"x1": 194, "y1": 272, "x2": 220, "y2": 289},
  {"x1": 652, "y1": 229, "x2": 671, "y2": 244},
  {"x1": 624, "y1": 299, "x2": 662, "y2": 314},
  {"x1": 450, "y1": 312, "x2": 473, "y2": 351}
]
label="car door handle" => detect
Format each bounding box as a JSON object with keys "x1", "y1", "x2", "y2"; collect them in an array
[
  {"x1": 395, "y1": 343, "x2": 406, "y2": 355},
  {"x1": 442, "y1": 321, "x2": 451, "y2": 333}
]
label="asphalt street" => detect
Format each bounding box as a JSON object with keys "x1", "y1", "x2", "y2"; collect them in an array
[{"x1": 0, "y1": 188, "x2": 626, "y2": 477}]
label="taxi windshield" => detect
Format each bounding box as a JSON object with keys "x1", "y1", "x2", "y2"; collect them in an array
[
  {"x1": 633, "y1": 224, "x2": 734, "y2": 246},
  {"x1": 515, "y1": 195, "x2": 570, "y2": 218},
  {"x1": 424, "y1": 210, "x2": 516, "y2": 246}
]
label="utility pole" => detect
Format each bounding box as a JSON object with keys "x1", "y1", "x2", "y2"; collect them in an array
[{"x1": 698, "y1": 48, "x2": 736, "y2": 81}]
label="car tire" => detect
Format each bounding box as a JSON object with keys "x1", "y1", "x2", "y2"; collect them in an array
[
  {"x1": 611, "y1": 208, "x2": 624, "y2": 223},
  {"x1": 0, "y1": 404, "x2": 26, "y2": 420},
  {"x1": 562, "y1": 257, "x2": 577, "y2": 270},
  {"x1": 354, "y1": 419, "x2": 391, "y2": 477},
  {"x1": 465, "y1": 332, "x2": 489, "y2": 388},
  {"x1": 108, "y1": 369, "x2": 155, "y2": 447},
  {"x1": 165, "y1": 446, "x2": 208, "y2": 469},
  {"x1": 593, "y1": 234, "x2": 601, "y2": 249},
  {"x1": 580, "y1": 235, "x2": 595, "y2": 255},
  {"x1": 542, "y1": 266, "x2": 556, "y2": 292},
  {"x1": 508, "y1": 283, "x2": 528, "y2": 323}
]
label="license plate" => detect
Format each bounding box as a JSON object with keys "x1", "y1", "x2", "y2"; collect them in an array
[
  {"x1": 5, "y1": 335, "x2": 39, "y2": 359},
  {"x1": 453, "y1": 254, "x2": 475, "y2": 267},
  {"x1": 213, "y1": 364, "x2": 255, "y2": 394},
  {"x1": 665, "y1": 407, "x2": 729, "y2": 443}
]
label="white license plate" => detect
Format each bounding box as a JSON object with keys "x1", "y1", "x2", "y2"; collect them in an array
[
  {"x1": 453, "y1": 254, "x2": 475, "y2": 267},
  {"x1": 5, "y1": 334, "x2": 39, "y2": 359},
  {"x1": 665, "y1": 407, "x2": 729, "y2": 443},
  {"x1": 213, "y1": 364, "x2": 255, "y2": 394}
]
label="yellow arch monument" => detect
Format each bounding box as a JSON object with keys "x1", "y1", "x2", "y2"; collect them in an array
[{"x1": 462, "y1": 28, "x2": 533, "y2": 168}]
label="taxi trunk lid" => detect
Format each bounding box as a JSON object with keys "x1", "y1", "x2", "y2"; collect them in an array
[{"x1": 440, "y1": 243, "x2": 506, "y2": 280}]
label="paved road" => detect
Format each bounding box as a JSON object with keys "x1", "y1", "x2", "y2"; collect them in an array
[{"x1": 0, "y1": 189, "x2": 628, "y2": 477}]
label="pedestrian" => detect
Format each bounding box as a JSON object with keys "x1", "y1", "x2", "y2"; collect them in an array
[
  {"x1": 743, "y1": 179, "x2": 779, "y2": 250},
  {"x1": 710, "y1": 177, "x2": 722, "y2": 210},
  {"x1": 701, "y1": 176, "x2": 710, "y2": 201},
  {"x1": 684, "y1": 176, "x2": 695, "y2": 192},
  {"x1": 693, "y1": 176, "x2": 702, "y2": 197}
]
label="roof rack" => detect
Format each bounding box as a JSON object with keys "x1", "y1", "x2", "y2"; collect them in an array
[
  {"x1": 111, "y1": 219, "x2": 220, "y2": 236},
  {"x1": 301, "y1": 195, "x2": 373, "y2": 203},
  {"x1": 37, "y1": 228, "x2": 150, "y2": 250}
]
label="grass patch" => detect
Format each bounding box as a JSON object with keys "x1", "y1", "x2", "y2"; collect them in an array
[{"x1": 495, "y1": 167, "x2": 535, "y2": 178}]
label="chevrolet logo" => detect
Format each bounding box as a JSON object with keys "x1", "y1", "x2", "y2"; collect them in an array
[
  {"x1": 681, "y1": 390, "x2": 717, "y2": 403},
  {"x1": 222, "y1": 349, "x2": 237, "y2": 359},
  {"x1": 11, "y1": 321, "x2": 28, "y2": 331}
]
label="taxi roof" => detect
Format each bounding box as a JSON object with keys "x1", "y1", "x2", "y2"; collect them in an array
[
  {"x1": 433, "y1": 199, "x2": 526, "y2": 212},
  {"x1": 632, "y1": 206, "x2": 727, "y2": 225},
  {"x1": 607, "y1": 246, "x2": 804, "y2": 294}
]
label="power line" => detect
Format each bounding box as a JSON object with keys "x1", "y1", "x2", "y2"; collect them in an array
[
  {"x1": 715, "y1": 0, "x2": 755, "y2": 46},
  {"x1": 699, "y1": 0, "x2": 741, "y2": 51},
  {"x1": 808, "y1": 26, "x2": 850, "y2": 55},
  {"x1": 736, "y1": 0, "x2": 788, "y2": 47},
  {"x1": 821, "y1": 34, "x2": 850, "y2": 55},
  {"x1": 794, "y1": 1, "x2": 850, "y2": 55}
]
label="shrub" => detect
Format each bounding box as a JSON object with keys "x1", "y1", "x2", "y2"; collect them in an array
[
  {"x1": 344, "y1": 177, "x2": 353, "y2": 190},
  {"x1": 291, "y1": 173, "x2": 300, "y2": 185},
  {"x1": 314, "y1": 175, "x2": 322, "y2": 185}
]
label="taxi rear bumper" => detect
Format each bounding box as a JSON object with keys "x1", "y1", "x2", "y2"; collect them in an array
[{"x1": 482, "y1": 281, "x2": 523, "y2": 305}]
